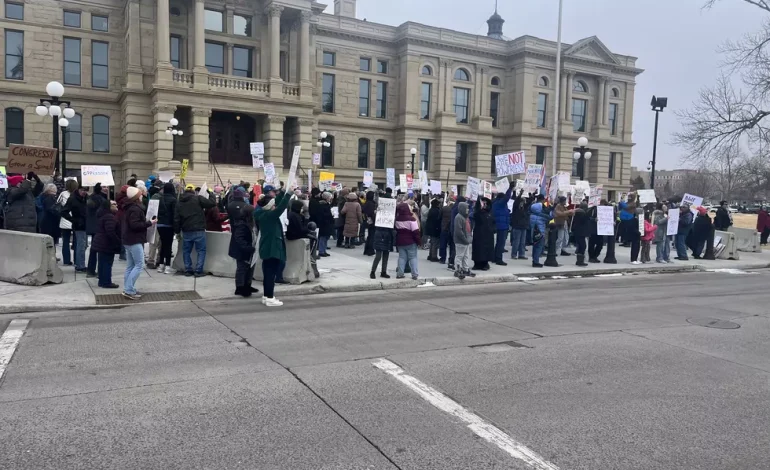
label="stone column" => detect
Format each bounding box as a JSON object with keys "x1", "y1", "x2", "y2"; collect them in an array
[
  {"x1": 300, "y1": 11, "x2": 311, "y2": 83},
  {"x1": 597, "y1": 77, "x2": 606, "y2": 126},
  {"x1": 152, "y1": 104, "x2": 177, "y2": 171},
  {"x1": 190, "y1": 108, "x2": 211, "y2": 168},
  {"x1": 603, "y1": 77, "x2": 611, "y2": 126},
  {"x1": 564, "y1": 71, "x2": 574, "y2": 121},
  {"x1": 194, "y1": 0, "x2": 206, "y2": 69},
  {"x1": 155, "y1": 0, "x2": 173, "y2": 84},
  {"x1": 225, "y1": 43, "x2": 233, "y2": 75},
  {"x1": 477, "y1": 67, "x2": 487, "y2": 118},
  {"x1": 126, "y1": 0, "x2": 143, "y2": 89},
  {"x1": 264, "y1": 115, "x2": 286, "y2": 172},
  {"x1": 441, "y1": 59, "x2": 453, "y2": 113},
  {"x1": 268, "y1": 5, "x2": 283, "y2": 80}
]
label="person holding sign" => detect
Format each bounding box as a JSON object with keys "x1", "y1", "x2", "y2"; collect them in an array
[
  {"x1": 371, "y1": 196, "x2": 396, "y2": 279},
  {"x1": 652, "y1": 204, "x2": 671, "y2": 263},
  {"x1": 3, "y1": 172, "x2": 43, "y2": 233},
  {"x1": 491, "y1": 185, "x2": 514, "y2": 266},
  {"x1": 254, "y1": 183, "x2": 294, "y2": 307},
  {"x1": 675, "y1": 205, "x2": 694, "y2": 261},
  {"x1": 395, "y1": 201, "x2": 421, "y2": 279}
]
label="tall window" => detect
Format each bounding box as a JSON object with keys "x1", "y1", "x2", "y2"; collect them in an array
[
  {"x1": 170, "y1": 36, "x2": 181, "y2": 68},
  {"x1": 609, "y1": 103, "x2": 618, "y2": 135},
  {"x1": 279, "y1": 51, "x2": 289, "y2": 80},
  {"x1": 233, "y1": 46, "x2": 252, "y2": 77},
  {"x1": 454, "y1": 87, "x2": 470, "y2": 124},
  {"x1": 63, "y1": 11, "x2": 81, "y2": 28},
  {"x1": 376, "y1": 81, "x2": 387, "y2": 119},
  {"x1": 360, "y1": 57, "x2": 371, "y2": 72},
  {"x1": 322, "y1": 135, "x2": 334, "y2": 167},
  {"x1": 91, "y1": 15, "x2": 108, "y2": 32},
  {"x1": 322, "y1": 74, "x2": 335, "y2": 113},
  {"x1": 205, "y1": 42, "x2": 224, "y2": 74},
  {"x1": 5, "y1": 30, "x2": 23, "y2": 80},
  {"x1": 5, "y1": 2, "x2": 23, "y2": 20},
  {"x1": 66, "y1": 114, "x2": 82, "y2": 151},
  {"x1": 91, "y1": 41, "x2": 109, "y2": 88},
  {"x1": 537, "y1": 93, "x2": 548, "y2": 128},
  {"x1": 491, "y1": 144, "x2": 502, "y2": 173},
  {"x1": 204, "y1": 9, "x2": 223, "y2": 31},
  {"x1": 490, "y1": 92, "x2": 500, "y2": 127},
  {"x1": 419, "y1": 139, "x2": 430, "y2": 170},
  {"x1": 359, "y1": 79, "x2": 371, "y2": 117},
  {"x1": 357, "y1": 138, "x2": 369, "y2": 168},
  {"x1": 377, "y1": 60, "x2": 388, "y2": 74},
  {"x1": 92, "y1": 115, "x2": 110, "y2": 152},
  {"x1": 572, "y1": 99, "x2": 587, "y2": 132},
  {"x1": 375, "y1": 140, "x2": 386, "y2": 169},
  {"x1": 455, "y1": 142, "x2": 469, "y2": 172},
  {"x1": 5, "y1": 108, "x2": 23, "y2": 146},
  {"x1": 420, "y1": 83, "x2": 431, "y2": 120},
  {"x1": 323, "y1": 51, "x2": 335, "y2": 66},
  {"x1": 536, "y1": 146, "x2": 546, "y2": 164},
  {"x1": 63, "y1": 37, "x2": 81, "y2": 85},
  {"x1": 234, "y1": 14, "x2": 252, "y2": 36},
  {"x1": 608, "y1": 152, "x2": 617, "y2": 179}
]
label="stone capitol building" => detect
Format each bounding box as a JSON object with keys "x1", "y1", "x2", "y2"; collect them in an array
[{"x1": 0, "y1": 0, "x2": 641, "y2": 199}]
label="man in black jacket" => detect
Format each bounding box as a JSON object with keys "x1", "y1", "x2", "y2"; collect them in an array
[
  {"x1": 85, "y1": 183, "x2": 108, "y2": 277},
  {"x1": 509, "y1": 190, "x2": 529, "y2": 260},
  {"x1": 174, "y1": 185, "x2": 216, "y2": 277},
  {"x1": 61, "y1": 185, "x2": 89, "y2": 271},
  {"x1": 714, "y1": 201, "x2": 732, "y2": 231},
  {"x1": 3, "y1": 172, "x2": 43, "y2": 233},
  {"x1": 286, "y1": 199, "x2": 311, "y2": 241}
]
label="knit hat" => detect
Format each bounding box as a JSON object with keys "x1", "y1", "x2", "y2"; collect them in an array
[
  {"x1": 7, "y1": 175, "x2": 24, "y2": 186},
  {"x1": 135, "y1": 180, "x2": 145, "y2": 189},
  {"x1": 126, "y1": 186, "x2": 140, "y2": 200},
  {"x1": 233, "y1": 188, "x2": 246, "y2": 199},
  {"x1": 163, "y1": 182, "x2": 174, "y2": 194}
]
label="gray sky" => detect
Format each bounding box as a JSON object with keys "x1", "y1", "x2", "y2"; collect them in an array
[{"x1": 325, "y1": 0, "x2": 764, "y2": 170}]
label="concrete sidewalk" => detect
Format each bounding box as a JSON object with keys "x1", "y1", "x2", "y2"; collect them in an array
[{"x1": 0, "y1": 241, "x2": 767, "y2": 313}]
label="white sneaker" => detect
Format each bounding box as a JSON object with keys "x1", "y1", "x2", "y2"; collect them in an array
[
  {"x1": 265, "y1": 297, "x2": 283, "y2": 307},
  {"x1": 164, "y1": 266, "x2": 175, "y2": 275},
  {"x1": 157, "y1": 264, "x2": 165, "y2": 273},
  {"x1": 261, "y1": 296, "x2": 267, "y2": 305},
  {"x1": 631, "y1": 261, "x2": 642, "y2": 265}
]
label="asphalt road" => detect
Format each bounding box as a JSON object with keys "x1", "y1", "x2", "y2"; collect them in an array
[{"x1": 1, "y1": 270, "x2": 769, "y2": 470}]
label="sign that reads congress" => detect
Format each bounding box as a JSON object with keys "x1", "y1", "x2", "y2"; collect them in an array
[
  {"x1": 7, "y1": 144, "x2": 57, "y2": 174},
  {"x1": 494, "y1": 151, "x2": 526, "y2": 178}
]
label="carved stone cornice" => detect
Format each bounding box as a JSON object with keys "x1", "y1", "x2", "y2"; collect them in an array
[
  {"x1": 440, "y1": 59, "x2": 453, "y2": 68},
  {"x1": 151, "y1": 104, "x2": 177, "y2": 115},
  {"x1": 191, "y1": 107, "x2": 212, "y2": 117},
  {"x1": 300, "y1": 10, "x2": 312, "y2": 22},
  {"x1": 479, "y1": 66, "x2": 490, "y2": 75},
  {"x1": 266, "y1": 5, "x2": 284, "y2": 18},
  {"x1": 298, "y1": 118, "x2": 315, "y2": 127},
  {"x1": 266, "y1": 115, "x2": 286, "y2": 124}
]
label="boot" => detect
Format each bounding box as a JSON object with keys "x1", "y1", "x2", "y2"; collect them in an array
[
  {"x1": 576, "y1": 254, "x2": 588, "y2": 267},
  {"x1": 370, "y1": 271, "x2": 376, "y2": 279}
]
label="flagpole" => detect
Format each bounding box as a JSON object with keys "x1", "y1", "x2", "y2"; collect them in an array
[{"x1": 551, "y1": 0, "x2": 563, "y2": 179}]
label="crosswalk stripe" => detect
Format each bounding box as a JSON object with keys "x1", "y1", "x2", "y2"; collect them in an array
[{"x1": 0, "y1": 320, "x2": 29, "y2": 382}]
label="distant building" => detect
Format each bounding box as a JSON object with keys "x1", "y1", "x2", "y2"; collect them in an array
[{"x1": 631, "y1": 167, "x2": 699, "y2": 191}]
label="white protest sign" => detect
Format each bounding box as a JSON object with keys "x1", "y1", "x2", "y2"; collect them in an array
[
  {"x1": 312, "y1": 153, "x2": 321, "y2": 165},
  {"x1": 494, "y1": 177, "x2": 510, "y2": 194},
  {"x1": 0, "y1": 176, "x2": 7, "y2": 189},
  {"x1": 514, "y1": 180, "x2": 525, "y2": 192},
  {"x1": 557, "y1": 172, "x2": 571, "y2": 191},
  {"x1": 548, "y1": 175, "x2": 559, "y2": 202},
  {"x1": 574, "y1": 180, "x2": 590, "y2": 202},
  {"x1": 638, "y1": 213, "x2": 645, "y2": 235},
  {"x1": 667, "y1": 209, "x2": 679, "y2": 236},
  {"x1": 589, "y1": 184, "x2": 603, "y2": 207},
  {"x1": 429, "y1": 180, "x2": 441, "y2": 194},
  {"x1": 158, "y1": 171, "x2": 175, "y2": 182},
  {"x1": 637, "y1": 189, "x2": 656, "y2": 204},
  {"x1": 482, "y1": 181, "x2": 493, "y2": 199},
  {"x1": 199, "y1": 182, "x2": 208, "y2": 196},
  {"x1": 81, "y1": 165, "x2": 115, "y2": 187},
  {"x1": 307, "y1": 169, "x2": 312, "y2": 189},
  {"x1": 252, "y1": 154, "x2": 264, "y2": 169},
  {"x1": 451, "y1": 185, "x2": 458, "y2": 196},
  {"x1": 524, "y1": 164, "x2": 543, "y2": 193},
  {"x1": 287, "y1": 145, "x2": 301, "y2": 189},
  {"x1": 363, "y1": 171, "x2": 373, "y2": 187},
  {"x1": 250, "y1": 142, "x2": 264, "y2": 156},
  {"x1": 597, "y1": 205, "x2": 615, "y2": 236},
  {"x1": 494, "y1": 151, "x2": 526, "y2": 177},
  {"x1": 507, "y1": 200, "x2": 514, "y2": 212},
  {"x1": 465, "y1": 176, "x2": 481, "y2": 200},
  {"x1": 331, "y1": 207, "x2": 339, "y2": 218},
  {"x1": 386, "y1": 168, "x2": 396, "y2": 189},
  {"x1": 418, "y1": 170, "x2": 429, "y2": 191},
  {"x1": 399, "y1": 174, "x2": 407, "y2": 190},
  {"x1": 682, "y1": 193, "x2": 703, "y2": 208},
  {"x1": 146, "y1": 199, "x2": 159, "y2": 243},
  {"x1": 375, "y1": 198, "x2": 397, "y2": 228},
  {"x1": 264, "y1": 162, "x2": 276, "y2": 183}
]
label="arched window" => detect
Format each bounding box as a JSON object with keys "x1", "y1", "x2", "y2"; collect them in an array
[
  {"x1": 573, "y1": 80, "x2": 588, "y2": 93},
  {"x1": 454, "y1": 68, "x2": 470, "y2": 81},
  {"x1": 5, "y1": 107, "x2": 23, "y2": 146},
  {"x1": 321, "y1": 135, "x2": 334, "y2": 167},
  {"x1": 92, "y1": 115, "x2": 110, "y2": 153},
  {"x1": 421, "y1": 65, "x2": 432, "y2": 76},
  {"x1": 490, "y1": 76, "x2": 500, "y2": 87},
  {"x1": 611, "y1": 87, "x2": 620, "y2": 98},
  {"x1": 357, "y1": 138, "x2": 369, "y2": 169},
  {"x1": 538, "y1": 76, "x2": 549, "y2": 87},
  {"x1": 66, "y1": 113, "x2": 82, "y2": 151}
]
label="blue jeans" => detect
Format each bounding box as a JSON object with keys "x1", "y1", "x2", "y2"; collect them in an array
[
  {"x1": 675, "y1": 232, "x2": 689, "y2": 259},
  {"x1": 439, "y1": 230, "x2": 450, "y2": 261},
  {"x1": 318, "y1": 235, "x2": 329, "y2": 255},
  {"x1": 97, "y1": 252, "x2": 115, "y2": 287},
  {"x1": 182, "y1": 231, "x2": 207, "y2": 273},
  {"x1": 397, "y1": 243, "x2": 418, "y2": 278},
  {"x1": 656, "y1": 237, "x2": 671, "y2": 262},
  {"x1": 510, "y1": 228, "x2": 527, "y2": 258},
  {"x1": 61, "y1": 229, "x2": 72, "y2": 265},
  {"x1": 495, "y1": 228, "x2": 508, "y2": 262},
  {"x1": 531, "y1": 229, "x2": 545, "y2": 264},
  {"x1": 123, "y1": 243, "x2": 144, "y2": 295},
  {"x1": 74, "y1": 230, "x2": 87, "y2": 270}
]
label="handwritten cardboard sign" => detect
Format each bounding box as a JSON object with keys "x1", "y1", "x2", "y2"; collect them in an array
[
  {"x1": 7, "y1": 144, "x2": 57, "y2": 174},
  {"x1": 375, "y1": 198, "x2": 397, "y2": 228},
  {"x1": 494, "y1": 151, "x2": 526, "y2": 177}
]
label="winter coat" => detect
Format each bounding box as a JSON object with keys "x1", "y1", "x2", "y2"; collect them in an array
[
  {"x1": 3, "y1": 179, "x2": 42, "y2": 233},
  {"x1": 155, "y1": 192, "x2": 177, "y2": 226},
  {"x1": 440, "y1": 204, "x2": 454, "y2": 232},
  {"x1": 678, "y1": 210, "x2": 694, "y2": 235},
  {"x1": 362, "y1": 192, "x2": 376, "y2": 226},
  {"x1": 86, "y1": 192, "x2": 106, "y2": 235},
  {"x1": 450, "y1": 196, "x2": 467, "y2": 235},
  {"x1": 91, "y1": 207, "x2": 121, "y2": 254},
  {"x1": 174, "y1": 191, "x2": 215, "y2": 233},
  {"x1": 39, "y1": 193, "x2": 60, "y2": 239},
  {"x1": 453, "y1": 202, "x2": 472, "y2": 246},
  {"x1": 286, "y1": 200, "x2": 311, "y2": 241},
  {"x1": 757, "y1": 209, "x2": 770, "y2": 232},
  {"x1": 373, "y1": 225, "x2": 395, "y2": 252},
  {"x1": 254, "y1": 191, "x2": 292, "y2": 261},
  {"x1": 340, "y1": 193, "x2": 362, "y2": 238},
  {"x1": 395, "y1": 203, "x2": 421, "y2": 247},
  {"x1": 58, "y1": 191, "x2": 73, "y2": 230},
  {"x1": 553, "y1": 203, "x2": 572, "y2": 227},
  {"x1": 425, "y1": 204, "x2": 442, "y2": 238},
  {"x1": 530, "y1": 203, "x2": 549, "y2": 240},
  {"x1": 642, "y1": 219, "x2": 656, "y2": 243},
  {"x1": 205, "y1": 206, "x2": 225, "y2": 232},
  {"x1": 571, "y1": 208, "x2": 590, "y2": 238},
  {"x1": 61, "y1": 191, "x2": 88, "y2": 232},
  {"x1": 227, "y1": 201, "x2": 255, "y2": 262},
  {"x1": 491, "y1": 186, "x2": 514, "y2": 230},
  {"x1": 121, "y1": 200, "x2": 150, "y2": 246},
  {"x1": 652, "y1": 210, "x2": 668, "y2": 243},
  {"x1": 692, "y1": 213, "x2": 712, "y2": 244},
  {"x1": 472, "y1": 199, "x2": 495, "y2": 263},
  {"x1": 314, "y1": 200, "x2": 335, "y2": 237},
  {"x1": 509, "y1": 196, "x2": 529, "y2": 230},
  {"x1": 618, "y1": 200, "x2": 636, "y2": 221},
  {"x1": 714, "y1": 207, "x2": 732, "y2": 231}
]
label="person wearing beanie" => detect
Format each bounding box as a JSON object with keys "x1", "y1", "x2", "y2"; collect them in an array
[
  {"x1": 3, "y1": 172, "x2": 43, "y2": 233},
  {"x1": 91, "y1": 199, "x2": 120, "y2": 289},
  {"x1": 121, "y1": 185, "x2": 155, "y2": 300},
  {"x1": 84, "y1": 184, "x2": 108, "y2": 277},
  {"x1": 152, "y1": 182, "x2": 178, "y2": 274},
  {"x1": 254, "y1": 182, "x2": 293, "y2": 307},
  {"x1": 174, "y1": 184, "x2": 216, "y2": 277},
  {"x1": 227, "y1": 195, "x2": 258, "y2": 297}
]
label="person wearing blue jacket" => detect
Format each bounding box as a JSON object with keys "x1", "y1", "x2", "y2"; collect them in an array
[
  {"x1": 491, "y1": 185, "x2": 514, "y2": 265},
  {"x1": 529, "y1": 195, "x2": 551, "y2": 268}
]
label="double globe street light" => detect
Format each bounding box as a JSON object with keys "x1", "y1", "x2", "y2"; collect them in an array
[
  {"x1": 35, "y1": 81, "x2": 76, "y2": 174},
  {"x1": 573, "y1": 136, "x2": 592, "y2": 181}
]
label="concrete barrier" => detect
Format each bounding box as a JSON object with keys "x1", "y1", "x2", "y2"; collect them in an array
[
  {"x1": 0, "y1": 229, "x2": 63, "y2": 285},
  {"x1": 728, "y1": 227, "x2": 762, "y2": 253},
  {"x1": 254, "y1": 238, "x2": 313, "y2": 285},
  {"x1": 715, "y1": 230, "x2": 740, "y2": 260},
  {"x1": 172, "y1": 231, "x2": 237, "y2": 277}
]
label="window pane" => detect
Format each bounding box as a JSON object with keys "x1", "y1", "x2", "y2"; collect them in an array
[
  {"x1": 92, "y1": 41, "x2": 108, "y2": 88},
  {"x1": 5, "y1": 108, "x2": 23, "y2": 146},
  {"x1": 93, "y1": 41, "x2": 108, "y2": 64},
  {"x1": 93, "y1": 116, "x2": 109, "y2": 152},
  {"x1": 66, "y1": 114, "x2": 82, "y2": 151},
  {"x1": 204, "y1": 9, "x2": 223, "y2": 31},
  {"x1": 419, "y1": 139, "x2": 430, "y2": 170},
  {"x1": 359, "y1": 79, "x2": 370, "y2": 117},
  {"x1": 454, "y1": 69, "x2": 469, "y2": 81},
  {"x1": 455, "y1": 143, "x2": 468, "y2": 172},
  {"x1": 64, "y1": 38, "x2": 81, "y2": 85},
  {"x1": 170, "y1": 36, "x2": 181, "y2": 68},
  {"x1": 377, "y1": 60, "x2": 388, "y2": 74},
  {"x1": 91, "y1": 15, "x2": 108, "y2": 31},
  {"x1": 536, "y1": 146, "x2": 546, "y2": 164},
  {"x1": 64, "y1": 62, "x2": 80, "y2": 85},
  {"x1": 323, "y1": 52, "x2": 335, "y2": 66},
  {"x1": 93, "y1": 116, "x2": 109, "y2": 134},
  {"x1": 205, "y1": 42, "x2": 224, "y2": 74},
  {"x1": 5, "y1": 31, "x2": 23, "y2": 80},
  {"x1": 360, "y1": 57, "x2": 370, "y2": 72},
  {"x1": 321, "y1": 136, "x2": 334, "y2": 167},
  {"x1": 93, "y1": 65, "x2": 108, "y2": 88},
  {"x1": 322, "y1": 74, "x2": 335, "y2": 113},
  {"x1": 5, "y1": 3, "x2": 23, "y2": 20},
  {"x1": 609, "y1": 103, "x2": 618, "y2": 135},
  {"x1": 608, "y1": 153, "x2": 616, "y2": 179},
  {"x1": 64, "y1": 11, "x2": 81, "y2": 27},
  {"x1": 420, "y1": 83, "x2": 431, "y2": 120},
  {"x1": 358, "y1": 139, "x2": 369, "y2": 168},
  {"x1": 454, "y1": 88, "x2": 469, "y2": 124},
  {"x1": 376, "y1": 81, "x2": 387, "y2": 119},
  {"x1": 234, "y1": 15, "x2": 252, "y2": 36},
  {"x1": 537, "y1": 93, "x2": 548, "y2": 128},
  {"x1": 490, "y1": 92, "x2": 499, "y2": 127},
  {"x1": 421, "y1": 65, "x2": 432, "y2": 75},
  {"x1": 572, "y1": 99, "x2": 587, "y2": 132},
  {"x1": 233, "y1": 46, "x2": 252, "y2": 77},
  {"x1": 375, "y1": 140, "x2": 386, "y2": 169}
]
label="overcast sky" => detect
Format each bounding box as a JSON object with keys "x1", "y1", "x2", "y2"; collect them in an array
[{"x1": 325, "y1": 0, "x2": 764, "y2": 170}]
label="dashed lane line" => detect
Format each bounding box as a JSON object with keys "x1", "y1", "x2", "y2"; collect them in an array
[{"x1": 0, "y1": 319, "x2": 28, "y2": 383}]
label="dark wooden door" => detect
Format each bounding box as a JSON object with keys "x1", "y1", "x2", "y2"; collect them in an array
[{"x1": 209, "y1": 112, "x2": 255, "y2": 165}]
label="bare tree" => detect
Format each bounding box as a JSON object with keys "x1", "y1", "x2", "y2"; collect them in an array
[{"x1": 675, "y1": 171, "x2": 714, "y2": 199}]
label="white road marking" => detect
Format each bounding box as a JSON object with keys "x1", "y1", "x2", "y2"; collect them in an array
[
  {"x1": 550, "y1": 275, "x2": 569, "y2": 279},
  {"x1": 0, "y1": 319, "x2": 29, "y2": 382},
  {"x1": 706, "y1": 268, "x2": 756, "y2": 275},
  {"x1": 595, "y1": 273, "x2": 623, "y2": 277},
  {"x1": 518, "y1": 277, "x2": 540, "y2": 282},
  {"x1": 373, "y1": 358, "x2": 560, "y2": 470},
  {"x1": 417, "y1": 281, "x2": 436, "y2": 288}
]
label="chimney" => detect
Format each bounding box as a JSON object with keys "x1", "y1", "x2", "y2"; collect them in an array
[{"x1": 334, "y1": 0, "x2": 356, "y2": 18}]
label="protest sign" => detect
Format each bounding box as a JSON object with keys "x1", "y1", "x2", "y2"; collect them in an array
[
  {"x1": 363, "y1": 171, "x2": 373, "y2": 187},
  {"x1": 482, "y1": 181, "x2": 493, "y2": 199},
  {"x1": 451, "y1": 185, "x2": 458, "y2": 196},
  {"x1": 429, "y1": 180, "x2": 441, "y2": 194},
  {"x1": 199, "y1": 182, "x2": 208, "y2": 196},
  {"x1": 319, "y1": 171, "x2": 334, "y2": 182},
  {"x1": 494, "y1": 151, "x2": 526, "y2": 177},
  {"x1": 667, "y1": 209, "x2": 679, "y2": 236},
  {"x1": 573, "y1": 180, "x2": 590, "y2": 202},
  {"x1": 0, "y1": 176, "x2": 7, "y2": 189},
  {"x1": 252, "y1": 154, "x2": 264, "y2": 169},
  {"x1": 375, "y1": 197, "x2": 397, "y2": 228},
  {"x1": 557, "y1": 172, "x2": 571, "y2": 191},
  {"x1": 465, "y1": 176, "x2": 481, "y2": 200},
  {"x1": 399, "y1": 174, "x2": 407, "y2": 190},
  {"x1": 418, "y1": 170, "x2": 428, "y2": 191},
  {"x1": 597, "y1": 206, "x2": 615, "y2": 236},
  {"x1": 637, "y1": 189, "x2": 657, "y2": 204},
  {"x1": 81, "y1": 165, "x2": 115, "y2": 187},
  {"x1": 158, "y1": 171, "x2": 175, "y2": 182},
  {"x1": 589, "y1": 184, "x2": 603, "y2": 207},
  {"x1": 286, "y1": 145, "x2": 301, "y2": 189},
  {"x1": 619, "y1": 192, "x2": 628, "y2": 202},
  {"x1": 180, "y1": 159, "x2": 189, "y2": 179},
  {"x1": 0, "y1": 165, "x2": 5, "y2": 176},
  {"x1": 524, "y1": 164, "x2": 543, "y2": 193},
  {"x1": 250, "y1": 142, "x2": 264, "y2": 155},
  {"x1": 307, "y1": 169, "x2": 312, "y2": 189},
  {"x1": 312, "y1": 153, "x2": 321, "y2": 165},
  {"x1": 7, "y1": 144, "x2": 57, "y2": 174},
  {"x1": 331, "y1": 207, "x2": 339, "y2": 218},
  {"x1": 386, "y1": 168, "x2": 396, "y2": 189},
  {"x1": 682, "y1": 193, "x2": 703, "y2": 208},
  {"x1": 548, "y1": 175, "x2": 559, "y2": 202},
  {"x1": 319, "y1": 180, "x2": 333, "y2": 191},
  {"x1": 514, "y1": 179, "x2": 525, "y2": 192},
  {"x1": 264, "y1": 162, "x2": 276, "y2": 183},
  {"x1": 494, "y1": 177, "x2": 510, "y2": 193},
  {"x1": 406, "y1": 175, "x2": 414, "y2": 190},
  {"x1": 146, "y1": 199, "x2": 159, "y2": 243}
]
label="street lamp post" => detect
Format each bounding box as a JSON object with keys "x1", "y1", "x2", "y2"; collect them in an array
[
  {"x1": 316, "y1": 131, "x2": 331, "y2": 167},
  {"x1": 409, "y1": 147, "x2": 417, "y2": 178},
  {"x1": 165, "y1": 117, "x2": 183, "y2": 160},
  {"x1": 650, "y1": 95, "x2": 668, "y2": 190},
  {"x1": 573, "y1": 136, "x2": 592, "y2": 181},
  {"x1": 35, "y1": 81, "x2": 75, "y2": 175}
]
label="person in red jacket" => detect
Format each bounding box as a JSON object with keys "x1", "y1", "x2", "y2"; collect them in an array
[
  {"x1": 757, "y1": 206, "x2": 770, "y2": 245},
  {"x1": 395, "y1": 202, "x2": 421, "y2": 280}
]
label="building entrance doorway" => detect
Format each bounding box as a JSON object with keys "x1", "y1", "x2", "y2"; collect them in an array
[{"x1": 209, "y1": 112, "x2": 255, "y2": 165}]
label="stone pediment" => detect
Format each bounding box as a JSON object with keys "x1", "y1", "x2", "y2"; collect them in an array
[{"x1": 564, "y1": 36, "x2": 620, "y2": 65}]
